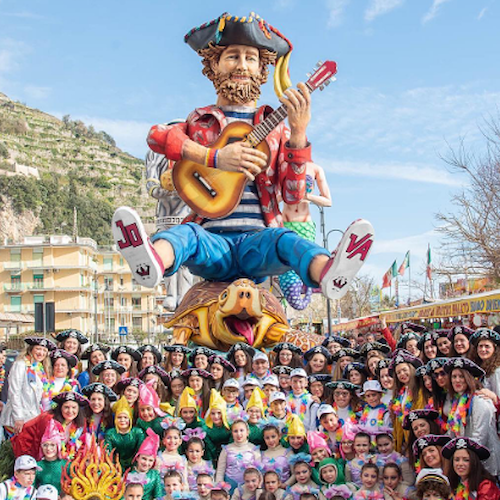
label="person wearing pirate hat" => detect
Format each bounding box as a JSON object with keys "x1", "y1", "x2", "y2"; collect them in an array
[{"x1": 112, "y1": 12, "x2": 374, "y2": 309}]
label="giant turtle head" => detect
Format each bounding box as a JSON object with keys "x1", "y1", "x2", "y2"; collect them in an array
[{"x1": 212, "y1": 279, "x2": 266, "y2": 347}]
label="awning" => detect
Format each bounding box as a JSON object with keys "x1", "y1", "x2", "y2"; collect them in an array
[{"x1": 0, "y1": 312, "x2": 35, "y2": 326}]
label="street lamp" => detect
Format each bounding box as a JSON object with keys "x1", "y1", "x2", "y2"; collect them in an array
[{"x1": 318, "y1": 206, "x2": 344, "y2": 334}]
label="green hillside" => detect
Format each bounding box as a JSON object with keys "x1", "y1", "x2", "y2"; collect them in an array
[{"x1": 0, "y1": 92, "x2": 154, "y2": 244}]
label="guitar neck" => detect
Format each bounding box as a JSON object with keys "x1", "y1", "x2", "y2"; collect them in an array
[{"x1": 246, "y1": 82, "x2": 314, "y2": 147}]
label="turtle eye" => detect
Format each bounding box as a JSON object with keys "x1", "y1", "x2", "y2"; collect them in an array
[{"x1": 246, "y1": 292, "x2": 251, "y2": 298}]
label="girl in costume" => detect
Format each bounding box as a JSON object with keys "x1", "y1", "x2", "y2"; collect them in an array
[
  {"x1": 317, "y1": 457, "x2": 347, "y2": 499},
  {"x1": 227, "y1": 344, "x2": 255, "y2": 385},
  {"x1": 0, "y1": 336, "x2": 55, "y2": 435},
  {"x1": 304, "y1": 347, "x2": 332, "y2": 376},
  {"x1": 111, "y1": 346, "x2": 141, "y2": 378},
  {"x1": 81, "y1": 382, "x2": 117, "y2": 440},
  {"x1": 215, "y1": 418, "x2": 261, "y2": 493},
  {"x1": 182, "y1": 368, "x2": 213, "y2": 418},
  {"x1": 352, "y1": 463, "x2": 383, "y2": 500},
  {"x1": 376, "y1": 360, "x2": 394, "y2": 407},
  {"x1": 443, "y1": 357, "x2": 500, "y2": 475},
  {"x1": 232, "y1": 467, "x2": 263, "y2": 500},
  {"x1": 274, "y1": 366, "x2": 293, "y2": 394},
  {"x1": 285, "y1": 415, "x2": 309, "y2": 455},
  {"x1": 209, "y1": 355, "x2": 236, "y2": 392},
  {"x1": 331, "y1": 349, "x2": 359, "y2": 381},
  {"x1": 164, "y1": 345, "x2": 190, "y2": 372},
  {"x1": 139, "y1": 365, "x2": 170, "y2": 404},
  {"x1": 402, "y1": 409, "x2": 440, "y2": 469},
  {"x1": 204, "y1": 389, "x2": 232, "y2": 463},
  {"x1": 167, "y1": 370, "x2": 186, "y2": 407},
  {"x1": 447, "y1": 326, "x2": 474, "y2": 358},
  {"x1": 381, "y1": 463, "x2": 414, "y2": 500},
  {"x1": 189, "y1": 347, "x2": 215, "y2": 371},
  {"x1": 177, "y1": 387, "x2": 203, "y2": 430},
  {"x1": 258, "y1": 471, "x2": 286, "y2": 500},
  {"x1": 129, "y1": 428, "x2": 165, "y2": 500},
  {"x1": 345, "y1": 432, "x2": 377, "y2": 489},
  {"x1": 137, "y1": 345, "x2": 163, "y2": 371},
  {"x1": 35, "y1": 419, "x2": 67, "y2": 492},
  {"x1": 412, "y1": 434, "x2": 450, "y2": 476},
  {"x1": 246, "y1": 387, "x2": 266, "y2": 446},
  {"x1": 339, "y1": 422, "x2": 356, "y2": 461},
  {"x1": 307, "y1": 431, "x2": 331, "y2": 466},
  {"x1": 388, "y1": 351, "x2": 425, "y2": 454},
  {"x1": 357, "y1": 381, "x2": 391, "y2": 436},
  {"x1": 184, "y1": 430, "x2": 214, "y2": 491},
  {"x1": 77, "y1": 343, "x2": 110, "y2": 387},
  {"x1": 55, "y1": 329, "x2": 88, "y2": 360},
  {"x1": 418, "y1": 332, "x2": 439, "y2": 364},
  {"x1": 272, "y1": 344, "x2": 303, "y2": 370},
  {"x1": 261, "y1": 423, "x2": 291, "y2": 484},
  {"x1": 425, "y1": 358, "x2": 450, "y2": 430},
  {"x1": 325, "y1": 381, "x2": 361, "y2": 429},
  {"x1": 104, "y1": 396, "x2": 145, "y2": 471},
  {"x1": 309, "y1": 375, "x2": 332, "y2": 405},
  {"x1": 343, "y1": 364, "x2": 367, "y2": 388},
  {"x1": 157, "y1": 420, "x2": 188, "y2": 485},
  {"x1": 442, "y1": 436, "x2": 500, "y2": 500},
  {"x1": 396, "y1": 333, "x2": 421, "y2": 358},
  {"x1": 136, "y1": 379, "x2": 167, "y2": 437},
  {"x1": 41, "y1": 349, "x2": 80, "y2": 411},
  {"x1": 374, "y1": 432, "x2": 414, "y2": 485},
  {"x1": 116, "y1": 377, "x2": 143, "y2": 422},
  {"x1": 284, "y1": 454, "x2": 318, "y2": 499},
  {"x1": 435, "y1": 329, "x2": 452, "y2": 357},
  {"x1": 360, "y1": 342, "x2": 391, "y2": 381},
  {"x1": 92, "y1": 360, "x2": 126, "y2": 391}
]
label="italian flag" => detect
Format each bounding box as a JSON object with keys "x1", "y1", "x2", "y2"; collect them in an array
[
  {"x1": 398, "y1": 251, "x2": 410, "y2": 276},
  {"x1": 426, "y1": 245, "x2": 432, "y2": 280},
  {"x1": 382, "y1": 260, "x2": 397, "y2": 288}
]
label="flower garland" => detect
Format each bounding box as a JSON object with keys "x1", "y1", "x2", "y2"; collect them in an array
[
  {"x1": 359, "y1": 405, "x2": 386, "y2": 428},
  {"x1": 7, "y1": 478, "x2": 35, "y2": 500},
  {"x1": 41, "y1": 378, "x2": 78, "y2": 411},
  {"x1": 389, "y1": 387, "x2": 413, "y2": 423},
  {"x1": 0, "y1": 365, "x2": 5, "y2": 394},
  {"x1": 88, "y1": 414, "x2": 106, "y2": 440},
  {"x1": 61, "y1": 423, "x2": 84, "y2": 460},
  {"x1": 26, "y1": 359, "x2": 49, "y2": 388},
  {"x1": 453, "y1": 481, "x2": 470, "y2": 500},
  {"x1": 333, "y1": 403, "x2": 357, "y2": 426},
  {"x1": 287, "y1": 392, "x2": 312, "y2": 420},
  {"x1": 446, "y1": 393, "x2": 471, "y2": 436}
]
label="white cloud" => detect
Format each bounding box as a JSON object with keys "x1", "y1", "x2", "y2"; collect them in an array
[
  {"x1": 365, "y1": 0, "x2": 405, "y2": 22},
  {"x1": 0, "y1": 38, "x2": 29, "y2": 74},
  {"x1": 373, "y1": 229, "x2": 438, "y2": 256},
  {"x1": 326, "y1": 0, "x2": 351, "y2": 28},
  {"x1": 477, "y1": 7, "x2": 487, "y2": 20},
  {"x1": 422, "y1": 0, "x2": 452, "y2": 24},
  {"x1": 24, "y1": 85, "x2": 51, "y2": 100}
]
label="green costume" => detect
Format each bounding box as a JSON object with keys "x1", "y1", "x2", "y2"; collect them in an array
[
  {"x1": 248, "y1": 423, "x2": 264, "y2": 447},
  {"x1": 136, "y1": 417, "x2": 165, "y2": 437},
  {"x1": 105, "y1": 427, "x2": 145, "y2": 470},
  {"x1": 35, "y1": 458, "x2": 67, "y2": 492},
  {"x1": 205, "y1": 424, "x2": 231, "y2": 462},
  {"x1": 131, "y1": 468, "x2": 165, "y2": 500}
]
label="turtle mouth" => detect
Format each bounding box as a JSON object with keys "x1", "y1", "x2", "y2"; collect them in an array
[{"x1": 224, "y1": 316, "x2": 258, "y2": 345}]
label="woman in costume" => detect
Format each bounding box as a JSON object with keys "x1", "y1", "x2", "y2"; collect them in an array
[
  {"x1": 442, "y1": 437, "x2": 500, "y2": 500},
  {"x1": 308, "y1": 374, "x2": 332, "y2": 404},
  {"x1": 425, "y1": 357, "x2": 451, "y2": 430},
  {"x1": 447, "y1": 325, "x2": 474, "y2": 358},
  {"x1": 343, "y1": 362, "x2": 367, "y2": 387},
  {"x1": 137, "y1": 345, "x2": 163, "y2": 371},
  {"x1": 164, "y1": 345, "x2": 190, "y2": 372},
  {"x1": 0, "y1": 336, "x2": 56, "y2": 435},
  {"x1": 227, "y1": 344, "x2": 255, "y2": 384},
  {"x1": 111, "y1": 346, "x2": 141, "y2": 378},
  {"x1": 77, "y1": 342, "x2": 110, "y2": 387},
  {"x1": 92, "y1": 359, "x2": 126, "y2": 391},
  {"x1": 182, "y1": 368, "x2": 213, "y2": 418},
  {"x1": 376, "y1": 358, "x2": 395, "y2": 406},
  {"x1": 360, "y1": 341, "x2": 391, "y2": 380},
  {"x1": 272, "y1": 343, "x2": 303, "y2": 369},
  {"x1": 418, "y1": 331, "x2": 439, "y2": 364},
  {"x1": 326, "y1": 380, "x2": 361, "y2": 427},
  {"x1": 55, "y1": 329, "x2": 88, "y2": 363},
  {"x1": 81, "y1": 382, "x2": 117, "y2": 440},
  {"x1": 396, "y1": 332, "x2": 421, "y2": 358},
  {"x1": 208, "y1": 355, "x2": 236, "y2": 392},
  {"x1": 115, "y1": 377, "x2": 143, "y2": 420},
  {"x1": 443, "y1": 357, "x2": 500, "y2": 475},
  {"x1": 412, "y1": 434, "x2": 450, "y2": 475},
  {"x1": 304, "y1": 346, "x2": 332, "y2": 375},
  {"x1": 189, "y1": 347, "x2": 215, "y2": 371},
  {"x1": 166, "y1": 370, "x2": 185, "y2": 407},
  {"x1": 331, "y1": 348, "x2": 359, "y2": 381},
  {"x1": 41, "y1": 349, "x2": 79, "y2": 411}
]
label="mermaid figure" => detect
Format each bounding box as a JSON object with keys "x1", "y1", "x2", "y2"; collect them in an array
[{"x1": 279, "y1": 162, "x2": 332, "y2": 310}]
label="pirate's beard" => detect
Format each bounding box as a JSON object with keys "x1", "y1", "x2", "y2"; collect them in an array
[{"x1": 212, "y1": 70, "x2": 265, "y2": 105}]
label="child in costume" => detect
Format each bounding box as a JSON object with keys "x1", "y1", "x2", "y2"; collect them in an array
[
  {"x1": 352, "y1": 464, "x2": 383, "y2": 500},
  {"x1": 257, "y1": 471, "x2": 286, "y2": 500},
  {"x1": 157, "y1": 421, "x2": 189, "y2": 486},
  {"x1": 104, "y1": 396, "x2": 145, "y2": 470},
  {"x1": 136, "y1": 380, "x2": 166, "y2": 437},
  {"x1": 124, "y1": 482, "x2": 145, "y2": 500},
  {"x1": 208, "y1": 355, "x2": 236, "y2": 392},
  {"x1": 182, "y1": 368, "x2": 213, "y2": 418},
  {"x1": 204, "y1": 389, "x2": 232, "y2": 463},
  {"x1": 232, "y1": 468, "x2": 263, "y2": 500},
  {"x1": 246, "y1": 388, "x2": 266, "y2": 446},
  {"x1": 285, "y1": 455, "x2": 318, "y2": 500},
  {"x1": 197, "y1": 473, "x2": 214, "y2": 500},
  {"x1": 357, "y1": 382, "x2": 391, "y2": 436},
  {"x1": 380, "y1": 463, "x2": 414, "y2": 500},
  {"x1": 307, "y1": 432, "x2": 332, "y2": 484},
  {"x1": 374, "y1": 433, "x2": 414, "y2": 486},
  {"x1": 178, "y1": 387, "x2": 203, "y2": 431},
  {"x1": 221, "y1": 380, "x2": 243, "y2": 423},
  {"x1": 215, "y1": 418, "x2": 261, "y2": 493},
  {"x1": 129, "y1": 428, "x2": 165, "y2": 500},
  {"x1": 287, "y1": 369, "x2": 319, "y2": 432},
  {"x1": 184, "y1": 430, "x2": 214, "y2": 491},
  {"x1": 317, "y1": 458, "x2": 346, "y2": 499},
  {"x1": 345, "y1": 433, "x2": 377, "y2": 489},
  {"x1": 268, "y1": 392, "x2": 291, "y2": 425},
  {"x1": 35, "y1": 420, "x2": 67, "y2": 493},
  {"x1": 317, "y1": 405, "x2": 341, "y2": 457},
  {"x1": 261, "y1": 423, "x2": 291, "y2": 484},
  {"x1": 0, "y1": 455, "x2": 40, "y2": 500},
  {"x1": 164, "y1": 471, "x2": 184, "y2": 499}
]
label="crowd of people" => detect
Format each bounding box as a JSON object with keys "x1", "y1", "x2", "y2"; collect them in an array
[{"x1": 1, "y1": 322, "x2": 500, "y2": 500}]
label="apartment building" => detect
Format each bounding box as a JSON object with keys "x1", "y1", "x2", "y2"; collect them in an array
[{"x1": 0, "y1": 235, "x2": 163, "y2": 341}]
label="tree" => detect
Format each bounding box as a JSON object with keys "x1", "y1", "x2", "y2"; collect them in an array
[{"x1": 436, "y1": 115, "x2": 500, "y2": 281}]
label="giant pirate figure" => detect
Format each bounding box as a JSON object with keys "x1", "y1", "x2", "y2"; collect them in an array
[{"x1": 112, "y1": 12, "x2": 374, "y2": 301}]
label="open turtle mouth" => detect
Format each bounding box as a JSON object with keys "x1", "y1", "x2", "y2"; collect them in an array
[{"x1": 224, "y1": 316, "x2": 258, "y2": 345}]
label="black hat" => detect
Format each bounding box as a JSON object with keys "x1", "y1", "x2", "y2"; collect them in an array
[
  {"x1": 52, "y1": 391, "x2": 89, "y2": 407},
  {"x1": 342, "y1": 362, "x2": 367, "y2": 379},
  {"x1": 164, "y1": 344, "x2": 191, "y2": 355},
  {"x1": 168, "y1": 369, "x2": 184, "y2": 381},
  {"x1": 396, "y1": 332, "x2": 421, "y2": 350},
  {"x1": 92, "y1": 360, "x2": 126, "y2": 376},
  {"x1": 360, "y1": 341, "x2": 391, "y2": 357},
  {"x1": 115, "y1": 377, "x2": 143, "y2": 392},
  {"x1": 137, "y1": 345, "x2": 162, "y2": 363},
  {"x1": 111, "y1": 346, "x2": 142, "y2": 363},
  {"x1": 181, "y1": 368, "x2": 213, "y2": 380},
  {"x1": 50, "y1": 349, "x2": 78, "y2": 369},
  {"x1": 139, "y1": 365, "x2": 170, "y2": 384},
  {"x1": 272, "y1": 365, "x2": 293, "y2": 376},
  {"x1": 389, "y1": 350, "x2": 423, "y2": 372},
  {"x1": 304, "y1": 345, "x2": 332, "y2": 363},
  {"x1": 55, "y1": 329, "x2": 89, "y2": 345},
  {"x1": 208, "y1": 355, "x2": 236, "y2": 373},
  {"x1": 227, "y1": 343, "x2": 255, "y2": 361},
  {"x1": 24, "y1": 337, "x2": 57, "y2": 351},
  {"x1": 376, "y1": 358, "x2": 391, "y2": 377},
  {"x1": 444, "y1": 357, "x2": 485, "y2": 378},
  {"x1": 322, "y1": 335, "x2": 350, "y2": 349},
  {"x1": 325, "y1": 379, "x2": 360, "y2": 393},
  {"x1": 185, "y1": 12, "x2": 292, "y2": 58},
  {"x1": 402, "y1": 322, "x2": 427, "y2": 333},
  {"x1": 331, "y1": 348, "x2": 359, "y2": 362},
  {"x1": 308, "y1": 374, "x2": 331, "y2": 385},
  {"x1": 442, "y1": 437, "x2": 490, "y2": 461},
  {"x1": 417, "y1": 331, "x2": 438, "y2": 350},
  {"x1": 403, "y1": 409, "x2": 439, "y2": 430},
  {"x1": 272, "y1": 342, "x2": 303, "y2": 355},
  {"x1": 435, "y1": 329, "x2": 450, "y2": 338},
  {"x1": 470, "y1": 328, "x2": 500, "y2": 346},
  {"x1": 415, "y1": 365, "x2": 428, "y2": 378},
  {"x1": 188, "y1": 347, "x2": 215, "y2": 364},
  {"x1": 81, "y1": 343, "x2": 110, "y2": 360},
  {"x1": 426, "y1": 357, "x2": 448, "y2": 373},
  {"x1": 448, "y1": 325, "x2": 474, "y2": 340},
  {"x1": 81, "y1": 383, "x2": 118, "y2": 402},
  {"x1": 413, "y1": 434, "x2": 451, "y2": 457}
]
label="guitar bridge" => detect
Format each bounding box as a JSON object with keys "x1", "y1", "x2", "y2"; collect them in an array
[{"x1": 193, "y1": 171, "x2": 217, "y2": 198}]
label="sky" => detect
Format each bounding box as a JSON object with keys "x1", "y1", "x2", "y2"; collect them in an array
[{"x1": 0, "y1": 0, "x2": 499, "y2": 299}]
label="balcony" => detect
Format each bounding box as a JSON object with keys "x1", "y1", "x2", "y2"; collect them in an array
[
  {"x1": 3, "y1": 262, "x2": 23, "y2": 271},
  {"x1": 3, "y1": 283, "x2": 27, "y2": 293},
  {"x1": 3, "y1": 305, "x2": 32, "y2": 314}
]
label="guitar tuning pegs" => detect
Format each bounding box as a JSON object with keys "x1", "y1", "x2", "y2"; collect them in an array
[
  {"x1": 316, "y1": 61, "x2": 323, "y2": 67},
  {"x1": 306, "y1": 73, "x2": 312, "y2": 78},
  {"x1": 319, "y1": 85, "x2": 324, "y2": 91},
  {"x1": 325, "y1": 80, "x2": 331, "y2": 86}
]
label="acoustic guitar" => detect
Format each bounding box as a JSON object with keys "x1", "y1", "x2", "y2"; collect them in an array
[{"x1": 168, "y1": 60, "x2": 337, "y2": 220}]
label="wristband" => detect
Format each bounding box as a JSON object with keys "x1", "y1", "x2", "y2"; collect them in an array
[
  {"x1": 213, "y1": 150, "x2": 219, "y2": 169},
  {"x1": 204, "y1": 148, "x2": 212, "y2": 167}
]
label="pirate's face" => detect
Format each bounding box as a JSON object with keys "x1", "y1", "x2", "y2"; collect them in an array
[{"x1": 31, "y1": 345, "x2": 49, "y2": 362}]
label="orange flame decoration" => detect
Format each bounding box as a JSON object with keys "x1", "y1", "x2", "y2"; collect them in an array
[{"x1": 61, "y1": 437, "x2": 127, "y2": 500}]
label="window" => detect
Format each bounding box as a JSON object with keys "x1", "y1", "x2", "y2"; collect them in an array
[
  {"x1": 120, "y1": 277, "x2": 124, "y2": 286},
  {"x1": 121, "y1": 297, "x2": 127, "y2": 306},
  {"x1": 33, "y1": 248, "x2": 43, "y2": 266},
  {"x1": 132, "y1": 317, "x2": 142, "y2": 329},
  {"x1": 104, "y1": 277, "x2": 113, "y2": 291},
  {"x1": 119, "y1": 258, "x2": 124, "y2": 266},
  {"x1": 33, "y1": 295, "x2": 44, "y2": 304},
  {"x1": 103, "y1": 258, "x2": 113, "y2": 271},
  {"x1": 132, "y1": 297, "x2": 141, "y2": 309},
  {"x1": 33, "y1": 274, "x2": 44, "y2": 288},
  {"x1": 11, "y1": 275, "x2": 21, "y2": 290},
  {"x1": 10, "y1": 296, "x2": 21, "y2": 312},
  {"x1": 109, "y1": 318, "x2": 115, "y2": 331},
  {"x1": 104, "y1": 297, "x2": 114, "y2": 308},
  {"x1": 10, "y1": 249, "x2": 21, "y2": 264}
]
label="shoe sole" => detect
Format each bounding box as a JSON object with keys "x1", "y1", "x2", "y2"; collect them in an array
[
  {"x1": 321, "y1": 219, "x2": 375, "y2": 300},
  {"x1": 111, "y1": 206, "x2": 163, "y2": 288}
]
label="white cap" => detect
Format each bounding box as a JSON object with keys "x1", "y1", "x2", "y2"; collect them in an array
[
  {"x1": 253, "y1": 352, "x2": 268, "y2": 363},
  {"x1": 36, "y1": 485, "x2": 58, "y2": 500},
  {"x1": 415, "y1": 468, "x2": 450, "y2": 486},
  {"x1": 290, "y1": 368, "x2": 308, "y2": 378},
  {"x1": 317, "y1": 404, "x2": 337, "y2": 420},
  {"x1": 222, "y1": 379, "x2": 240, "y2": 390},
  {"x1": 361, "y1": 380, "x2": 383, "y2": 394},
  {"x1": 263, "y1": 375, "x2": 280, "y2": 387},
  {"x1": 14, "y1": 455, "x2": 41, "y2": 471},
  {"x1": 242, "y1": 375, "x2": 261, "y2": 387},
  {"x1": 269, "y1": 391, "x2": 286, "y2": 404}
]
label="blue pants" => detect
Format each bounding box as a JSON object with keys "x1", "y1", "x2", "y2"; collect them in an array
[{"x1": 151, "y1": 223, "x2": 329, "y2": 287}]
